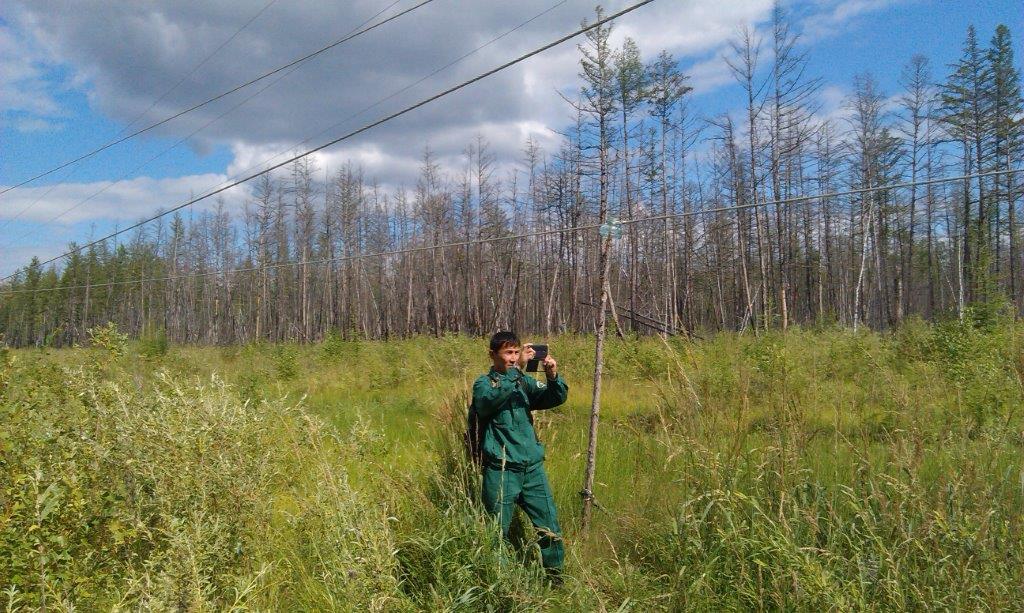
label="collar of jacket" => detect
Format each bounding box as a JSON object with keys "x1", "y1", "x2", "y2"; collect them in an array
[{"x1": 489, "y1": 366, "x2": 523, "y2": 382}]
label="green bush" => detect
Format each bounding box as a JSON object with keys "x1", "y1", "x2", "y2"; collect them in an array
[
  {"x1": 271, "y1": 344, "x2": 300, "y2": 381},
  {"x1": 0, "y1": 358, "x2": 402, "y2": 610},
  {"x1": 86, "y1": 321, "x2": 128, "y2": 358},
  {"x1": 137, "y1": 326, "x2": 170, "y2": 359},
  {"x1": 893, "y1": 315, "x2": 934, "y2": 365},
  {"x1": 320, "y1": 329, "x2": 352, "y2": 363}
]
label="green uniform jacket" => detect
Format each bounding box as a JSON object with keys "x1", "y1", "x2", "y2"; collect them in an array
[{"x1": 472, "y1": 367, "x2": 568, "y2": 471}]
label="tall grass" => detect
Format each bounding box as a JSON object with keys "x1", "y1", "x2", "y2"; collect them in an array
[
  {"x1": 0, "y1": 332, "x2": 403, "y2": 610},
  {"x1": 3, "y1": 316, "x2": 1023, "y2": 610}
]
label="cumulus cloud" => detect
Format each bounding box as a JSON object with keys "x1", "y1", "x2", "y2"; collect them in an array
[
  {"x1": 3, "y1": 2, "x2": 774, "y2": 173},
  {"x1": 816, "y1": 83, "x2": 852, "y2": 124},
  {"x1": 0, "y1": 0, "x2": 914, "y2": 263},
  {"x1": 0, "y1": 19, "x2": 64, "y2": 118},
  {"x1": 687, "y1": 51, "x2": 736, "y2": 94},
  {"x1": 0, "y1": 173, "x2": 246, "y2": 226}
]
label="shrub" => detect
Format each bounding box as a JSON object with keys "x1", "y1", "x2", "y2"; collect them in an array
[
  {"x1": 138, "y1": 326, "x2": 170, "y2": 359},
  {"x1": 0, "y1": 359, "x2": 403, "y2": 610},
  {"x1": 271, "y1": 344, "x2": 300, "y2": 381},
  {"x1": 87, "y1": 321, "x2": 128, "y2": 358},
  {"x1": 893, "y1": 315, "x2": 934, "y2": 365},
  {"x1": 320, "y1": 329, "x2": 351, "y2": 363}
]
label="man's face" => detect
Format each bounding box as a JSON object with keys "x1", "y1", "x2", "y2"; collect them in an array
[{"x1": 490, "y1": 344, "x2": 521, "y2": 372}]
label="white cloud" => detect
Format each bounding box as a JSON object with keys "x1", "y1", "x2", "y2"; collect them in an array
[
  {"x1": 5, "y1": 116, "x2": 63, "y2": 133},
  {"x1": 0, "y1": 18, "x2": 63, "y2": 118},
  {"x1": 2, "y1": 2, "x2": 778, "y2": 177},
  {"x1": 0, "y1": 0, "x2": 926, "y2": 267},
  {"x1": 816, "y1": 83, "x2": 852, "y2": 124},
  {"x1": 0, "y1": 173, "x2": 246, "y2": 226},
  {"x1": 0, "y1": 243, "x2": 76, "y2": 278},
  {"x1": 801, "y1": 0, "x2": 904, "y2": 42},
  {"x1": 613, "y1": 0, "x2": 775, "y2": 54},
  {"x1": 687, "y1": 52, "x2": 735, "y2": 95}
]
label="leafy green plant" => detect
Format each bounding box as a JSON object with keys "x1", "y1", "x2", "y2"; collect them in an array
[
  {"x1": 0, "y1": 359, "x2": 402, "y2": 610},
  {"x1": 137, "y1": 325, "x2": 170, "y2": 359},
  {"x1": 87, "y1": 321, "x2": 128, "y2": 358},
  {"x1": 320, "y1": 328, "x2": 353, "y2": 363},
  {"x1": 271, "y1": 344, "x2": 300, "y2": 381}
]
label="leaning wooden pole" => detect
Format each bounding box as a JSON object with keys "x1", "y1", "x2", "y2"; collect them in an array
[{"x1": 582, "y1": 232, "x2": 613, "y2": 530}]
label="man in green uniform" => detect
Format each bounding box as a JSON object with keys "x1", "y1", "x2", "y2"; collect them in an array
[{"x1": 471, "y1": 331, "x2": 569, "y2": 578}]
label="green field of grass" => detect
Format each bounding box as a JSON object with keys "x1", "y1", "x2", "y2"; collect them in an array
[{"x1": 3, "y1": 317, "x2": 1023, "y2": 610}]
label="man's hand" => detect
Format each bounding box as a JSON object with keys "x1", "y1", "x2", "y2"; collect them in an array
[
  {"x1": 519, "y1": 343, "x2": 536, "y2": 370},
  {"x1": 542, "y1": 355, "x2": 557, "y2": 379}
]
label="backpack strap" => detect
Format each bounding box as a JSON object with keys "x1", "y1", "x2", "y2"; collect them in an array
[{"x1": 465, "y1": 371, "x2": 502, "y2": 467}]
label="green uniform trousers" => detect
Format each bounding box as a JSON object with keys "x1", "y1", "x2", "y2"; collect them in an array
[{"x1": 482, "y1": 461, "x2": 564, "y2": 571}]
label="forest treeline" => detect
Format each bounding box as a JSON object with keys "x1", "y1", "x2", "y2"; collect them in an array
[{"x1": 1, "y1": 6, "x2": 1021, "y2": 346}]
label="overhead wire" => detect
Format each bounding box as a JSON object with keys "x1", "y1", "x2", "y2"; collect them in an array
[
  {"x1": 119, "y1": 0, "x2": 281, "y2": 136},
  {"x1": 0, "y1": 0, "x2": 437, "y2": 198},
  {"x1": 1, "y1": 166, "x2": 1019, "y2": 296},
  {"x1": 0, "y1": 0, "x2": 280, "y2": 234},
  {"x1": 0, "y1": 0, "x2": 657, "y2": 285},
  {"x1": 0, "y1": 0, "x2": 413, "y2": 249},
  {"x1": 9, "y1": 0, "x2": 569, "y2": 248},
  {"x1": 158, "y1": 0, "x2": 572, "y2": 227}
]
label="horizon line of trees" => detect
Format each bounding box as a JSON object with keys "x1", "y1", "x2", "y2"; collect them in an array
[{"x1": 1, "y1": 6, "x2": 1021, "y2": 347}]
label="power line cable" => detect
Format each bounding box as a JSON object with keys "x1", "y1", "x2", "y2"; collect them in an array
[
  {"x1": 1, "y1": 63, "x2": 299, "y2": 248},
  {"x1": 0, "y1": 0, "x2": 280, "y2": 234},
  {"x1": 0, "y1": 0, "x2": 413, "y2": 248},
  {"x1": 161, "y1": 0, "x2": 571, "y2": 225},
  {"x1": 9, "y1": 0, "x2": 567, "y2": 246},
  {"x1": 2, "y1": 167, "x2": 1019, "y2": 295},
  {"x1": 121, "y1": 0, "x2": 281, "y2": 135},
  {"x1": 0, "y1": 0, "x2": 436, "y2": 198},
  {"x1": 0, "y1": 0, "x2": 657, "y2": 285}
]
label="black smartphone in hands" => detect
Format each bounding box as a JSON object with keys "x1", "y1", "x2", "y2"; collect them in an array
[{"x1": 525, "y1": 344, "x2": 548, "y2": 372}]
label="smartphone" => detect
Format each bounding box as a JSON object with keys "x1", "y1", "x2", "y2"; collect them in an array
[{"x1": 525, "y1": 344, "x2": 548, "y2": 372}]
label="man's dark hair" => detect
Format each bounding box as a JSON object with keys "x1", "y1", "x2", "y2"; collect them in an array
[{"x1": 489, "y1": 331, "x2": 520, "y2": 352}]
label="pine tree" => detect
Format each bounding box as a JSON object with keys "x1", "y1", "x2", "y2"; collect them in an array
[
  {"x1": 986, "y1": 24, "x2": 1023, "y2": 303},
  {"x1": 898, "y1": 54, "x2": 935, "y2": 317},
  {"x1": 941, "y1": 26, "x2": 994, "y2": 302}
]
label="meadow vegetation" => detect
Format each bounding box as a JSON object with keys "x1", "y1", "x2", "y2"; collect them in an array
[{"x1": 2, "y1": 314, "x2": 1023, "y2": 610}]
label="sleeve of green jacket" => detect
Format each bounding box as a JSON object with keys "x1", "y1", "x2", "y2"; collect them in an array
[
  {"x1": 472, "y1": 375, "x2": 518, "y2": 420},
  {"x1": 523, "y1": 374, "x2": 568, "y2": 411}
]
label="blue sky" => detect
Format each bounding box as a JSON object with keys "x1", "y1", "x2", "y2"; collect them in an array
[
  {"x1": 1, "y1": 0, "x2": 1021, "y2": 277},
  {"x1": 679, "y1": 0, "x2": 1023, "y2": 124}
]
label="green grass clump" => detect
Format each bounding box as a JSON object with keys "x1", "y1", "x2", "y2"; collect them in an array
[{"x1": 137, "y1": 326, "x2": 170, "y2": 360}]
